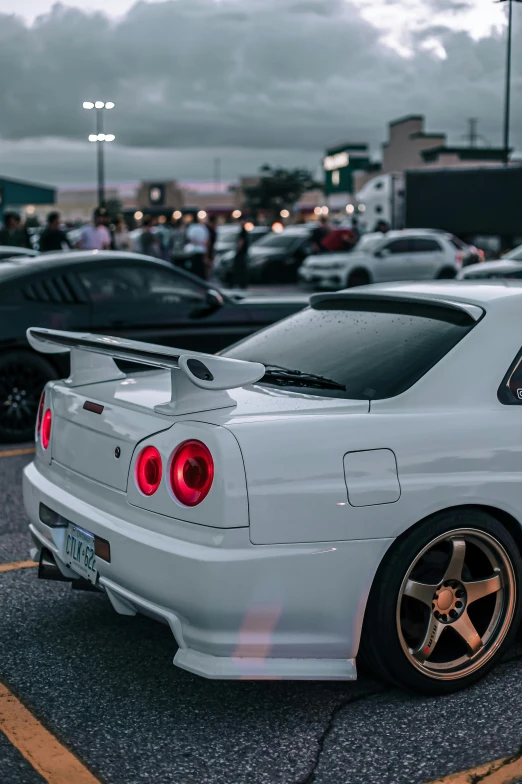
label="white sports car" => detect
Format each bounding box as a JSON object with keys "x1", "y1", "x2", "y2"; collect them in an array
[{"x1": 23, "y1": 282, "x2": 522, "y2": 694}]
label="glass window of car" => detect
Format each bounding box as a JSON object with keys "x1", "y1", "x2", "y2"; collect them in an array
[
  {"x1": 77, "y1": 264, "x2": 207, "y2": 306},
  {"x1": 357, "y1": 235, "x2": 384, "y2": 255},
  {"x1": 499, "y1": 351, "x2": 522, "y2": 404},
  {"x1": 408, "y1": 238, "x2": 442, "y2": 252},
  {"x1": 255, "y1": 233, "x2": 304, "y2": 250},
  {"x1": 224, "y1": 298, "x2": 476, "y2": 400},
  {"x1": 383, "y1": 239, "x2": 409, "y2": 254}
]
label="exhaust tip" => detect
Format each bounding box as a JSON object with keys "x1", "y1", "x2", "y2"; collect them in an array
[{"x1": 38, "y1": 549, "x2": 72, "y2": 583}]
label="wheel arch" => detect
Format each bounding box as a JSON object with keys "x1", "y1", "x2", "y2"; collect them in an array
[
  {"x1": 356, "y1": 503, "x2": 522, "y2": 656},
  {"x1": 345, "y1": 266, "x2": 372, "y2": 288}
]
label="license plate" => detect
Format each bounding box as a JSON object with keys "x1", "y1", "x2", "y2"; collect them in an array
[{"x1": 63, "y1": 525, "x2": 97, "y2": 584}]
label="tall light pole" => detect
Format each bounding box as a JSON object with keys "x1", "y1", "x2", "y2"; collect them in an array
[
  {"x1": 499, "y1": 0, "x2": 521, "y2": 165},
  {"x1": 83, "y1": 101, "x2": 115, "y2": 207}
]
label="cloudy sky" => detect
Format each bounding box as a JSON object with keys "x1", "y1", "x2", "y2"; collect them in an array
[{"x1": 0, "y1": 0, "x2": 519, "y2": 186}]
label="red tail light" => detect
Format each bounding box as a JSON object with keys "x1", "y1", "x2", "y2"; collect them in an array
[
  {"x1": 170, "y1": 440, "x2": 214, "y2": 507},
  {"x1": 136, "y1": 446, "x2": 162, "y2": 496},
  {"x1": 36, "y1": 391, "x2": 45, "y2": 440},
  {"x1": 41, "y1": 410, "x2": 52, "y2": 450}
]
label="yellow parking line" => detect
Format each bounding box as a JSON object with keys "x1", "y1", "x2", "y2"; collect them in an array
[
  {"x1": 0, "y1": 680, "x2": 101, "y2": 784},
  {"x1": 427, "y1": 751, "x2": 522, "y2": 783},
  {"x1": 0, "y1": 447, "x2": 35, "y2": 458},
  {"x1": 0, "y1": 561, "x2": 37, "y2": 574}
]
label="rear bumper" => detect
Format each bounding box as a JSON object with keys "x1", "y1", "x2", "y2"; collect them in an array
[{"x1": 24, "y1": 460, "x2": 392, "y2": 680}]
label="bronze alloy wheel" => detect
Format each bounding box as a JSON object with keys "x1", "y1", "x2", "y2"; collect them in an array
[{"x1": 396, "y1": 528, "x2": 516, "y2": 681}]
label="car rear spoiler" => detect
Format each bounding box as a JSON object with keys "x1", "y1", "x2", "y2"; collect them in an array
[{"x1": 27, "y1": 328, "x2": 265, "y2": 416}]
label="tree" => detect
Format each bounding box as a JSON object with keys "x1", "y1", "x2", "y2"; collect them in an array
[{"x1": 243, "y1": 165, "x2": 319, "y2": 219}]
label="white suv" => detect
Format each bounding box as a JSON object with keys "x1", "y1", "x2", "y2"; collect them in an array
[{"x1": 299, "y1": 230, "x2": 461, "y2": 290}]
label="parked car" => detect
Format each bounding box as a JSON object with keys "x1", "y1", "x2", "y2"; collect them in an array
[
  {"x1": 214, "y1": 224, "x2": 271, "y2": 261},
  {"x1": 0, "y1": 246, "x2": 39, "y2": 261},
  {"x1": 0, "y1": 250, "x2": 309, "y2": 443},
  {"x1": 216, "y1": 226, "x2": 315, "y2": 285},
  {"x1": 25, "y1": 281, "x2": 522, "y2": 694},
  {"x1": 299, "y1": 230, "x2": 462, "y2": 290},
  {"x1": 459, "y1": 259, "x2": 522, "y2": 281}
]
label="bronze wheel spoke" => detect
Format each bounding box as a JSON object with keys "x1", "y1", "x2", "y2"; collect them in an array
[
  {"x1": 403, "y1": 579, "x2": 438, "y2": 607},
  {"x1": 465, "y1": 572, "x2": 502, "y2": 604},
  {"x1": 451, "y1": 611, "x2": 483, "y2": 656},
  {"x1": 443, "y1": 539, "x2": 466, "y2": 582}
]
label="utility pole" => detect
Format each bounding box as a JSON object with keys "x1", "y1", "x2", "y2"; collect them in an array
[
  {"x1": 467, "y1": 118, "x2": 478, "y2": 148},
  {"x1": 96, "y1": 107, "x2": 105, "y2": 207},
  {"x1": 83, "y1": 101, "x2": 115, "y2": 208},
  {"x1": 213, "y1": 157, "x2": 222, "y2": 188},
  {"x1": 499, "y1": 0, "x2": 521, "y2": 166}
]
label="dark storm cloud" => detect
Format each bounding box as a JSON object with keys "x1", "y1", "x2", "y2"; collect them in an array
[{"x1": 0, "y1": 0, "x2": 520, "y2": 155}]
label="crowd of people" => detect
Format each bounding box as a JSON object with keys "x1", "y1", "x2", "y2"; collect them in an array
[{"x1": 0, "y1": 207, "x2": 389, "y2": 290}]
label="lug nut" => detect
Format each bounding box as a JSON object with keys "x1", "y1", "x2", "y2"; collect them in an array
[
  {"x1": 440, "y1": 614, "x2": 447, "y2": 622},
  {"x1": 455, "y1": 601, "x2": 463, "y2": 609},
  {"x1": 444, "y1": 581, "x2": 450, "y2": 587},
  {"x1": 456, "y1": 590, "x2": 464, "y2": 598},
  {"x1": 449, "y1": 609, "x2": 458, "y2": 619},
  {"x1": 434, "y1": 611, "x2": 440, "y2": 619}
]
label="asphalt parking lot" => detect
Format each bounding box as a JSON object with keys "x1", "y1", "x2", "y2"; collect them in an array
[{"x1": 2, "y1": 448, "x2": 522, "y2": 784}]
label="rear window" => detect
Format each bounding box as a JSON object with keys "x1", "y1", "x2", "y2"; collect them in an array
[{"x1": 223, "y1": 298, "x2": 477, "y2": 400}]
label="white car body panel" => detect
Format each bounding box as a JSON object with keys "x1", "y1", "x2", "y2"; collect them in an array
[
  {"x1": 23, "y1": 282, "x2": 522, "y2": 679},
  {"x1": 299, "y1": 230, "x2": 458, "y2": 289}
]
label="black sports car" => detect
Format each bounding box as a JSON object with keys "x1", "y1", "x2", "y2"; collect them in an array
[
  {"x1": 216, "y1": 226, "x2": 316, "y2": 285},
  {"x1": 0, "y1": 250, "x2": 309, "y2": 442},
  {"x1": 0, "y1": 246, "x2": 39, "y2": 261}
]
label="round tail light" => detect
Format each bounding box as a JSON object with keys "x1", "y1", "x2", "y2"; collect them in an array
[
  {"x1": 41, "y1": 409, "x2": 52, "y2": 450},
  {"x1": 36, "y1": 391, "x2": 45, "y2": 440},
  {"x1": 136, "y1": 446, "x2": 162, "y2": 496},
  {"x1": 170, "y1": 440, "x2": 214, "y2": 507}
]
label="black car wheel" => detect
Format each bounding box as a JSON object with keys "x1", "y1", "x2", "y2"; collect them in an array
[
  {"x1": 347, "y1": 269, "x2": 370, "y2": 288},
  {"x1": 0, "y1": 351, "x2": 58, "y2": 443},
  {"x1": 437, "y1": 267, "x2": 457, "y2": 279},
  {"x1": 360, "y1": 509, "x2": 521, "y2": 695}
]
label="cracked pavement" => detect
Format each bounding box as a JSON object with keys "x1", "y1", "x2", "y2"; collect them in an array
[{"x1": 2, "y1": 451, "x2": 522, "y2": 784}]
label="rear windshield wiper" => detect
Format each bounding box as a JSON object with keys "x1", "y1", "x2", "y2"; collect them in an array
[{"x1": 261, "y1": 365, "x2": 346, "y2": 391}]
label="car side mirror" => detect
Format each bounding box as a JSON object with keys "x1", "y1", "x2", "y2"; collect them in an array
[
  {"x1": 191, "y1": 289, "x2": 224, "y2": 319},
  {"x1": 376, "y1": 248, "x2": 390, "y2": 258},
  {"x1": 206, "y1": 289, "x2": 224, "y2": 309}
]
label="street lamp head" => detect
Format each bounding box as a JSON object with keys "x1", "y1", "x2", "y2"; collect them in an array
[
  {"x1": 105, "y1": 134, "x2": 116, "y2": 142},
  {"x1": 83, "y1": 102, "x2": 95, "y2": 110},
  {"x1": 95, "y1": 101, "x2": 105, "y2": 109},
  {"x1": 97, "y1": 133, "x2": 106, "y2": 141},
  {"x1": 105, "y1": 102, "x2": 115, "y2": 109},
  {"x1": 88, "y1": 134, "x2": 98, "y2": 142}
]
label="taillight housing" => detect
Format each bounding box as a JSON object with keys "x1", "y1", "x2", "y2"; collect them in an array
[
  {"x1": 36, "y1": 390, "x2": 45, "y2": 441},
  {"x1": 41, "y1": 409, "x2": 52, "y2": 450},
  {"x1": 170, "y1": 440, "x2": 214, "y2": 507},
  {"x1": 135, "y1": 446, "x2": 162, "y2": 496}
]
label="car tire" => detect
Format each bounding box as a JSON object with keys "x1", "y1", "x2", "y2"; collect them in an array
[
  {"x1": 0, "y1": 351, "x2": 58, "y2": 444},
  {"x1": 437, "y1": 267, "x2": 457, "y2": 279},
  {"x1": 346, "y1": 269, "x2": 371, "y2": 288},
  {"x1": 359, "y1": 509, "x2": 522, "y2": 695}
]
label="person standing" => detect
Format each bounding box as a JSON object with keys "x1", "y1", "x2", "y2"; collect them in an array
[
  {"x1": 231, "y1": 221, "x2": 249, "y2": 289},
  {"x1": 311, "y1": 216, "x2": 330, "y2": 254},
  {"x1": 38, "y1": 212, "x2": 72, "y2": 252},
  {"x1": 205, "y1": 214, "x2": 217, "y2": 280},
  {"x1": 139, "y1": 215, "x2": 163, "y2": 258},
  {"x1": 112, "y1": 215, "x2": 130, "y2": 251},
  {"x1": 185, "y1": 214, "x2": 209, "y2": 279},
  {"x1": 0, "y1": 212, "x2": 32, "y2": 248},
  {"x1": 77, "y1": 208, "x2": 111, "y2": 250}
]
